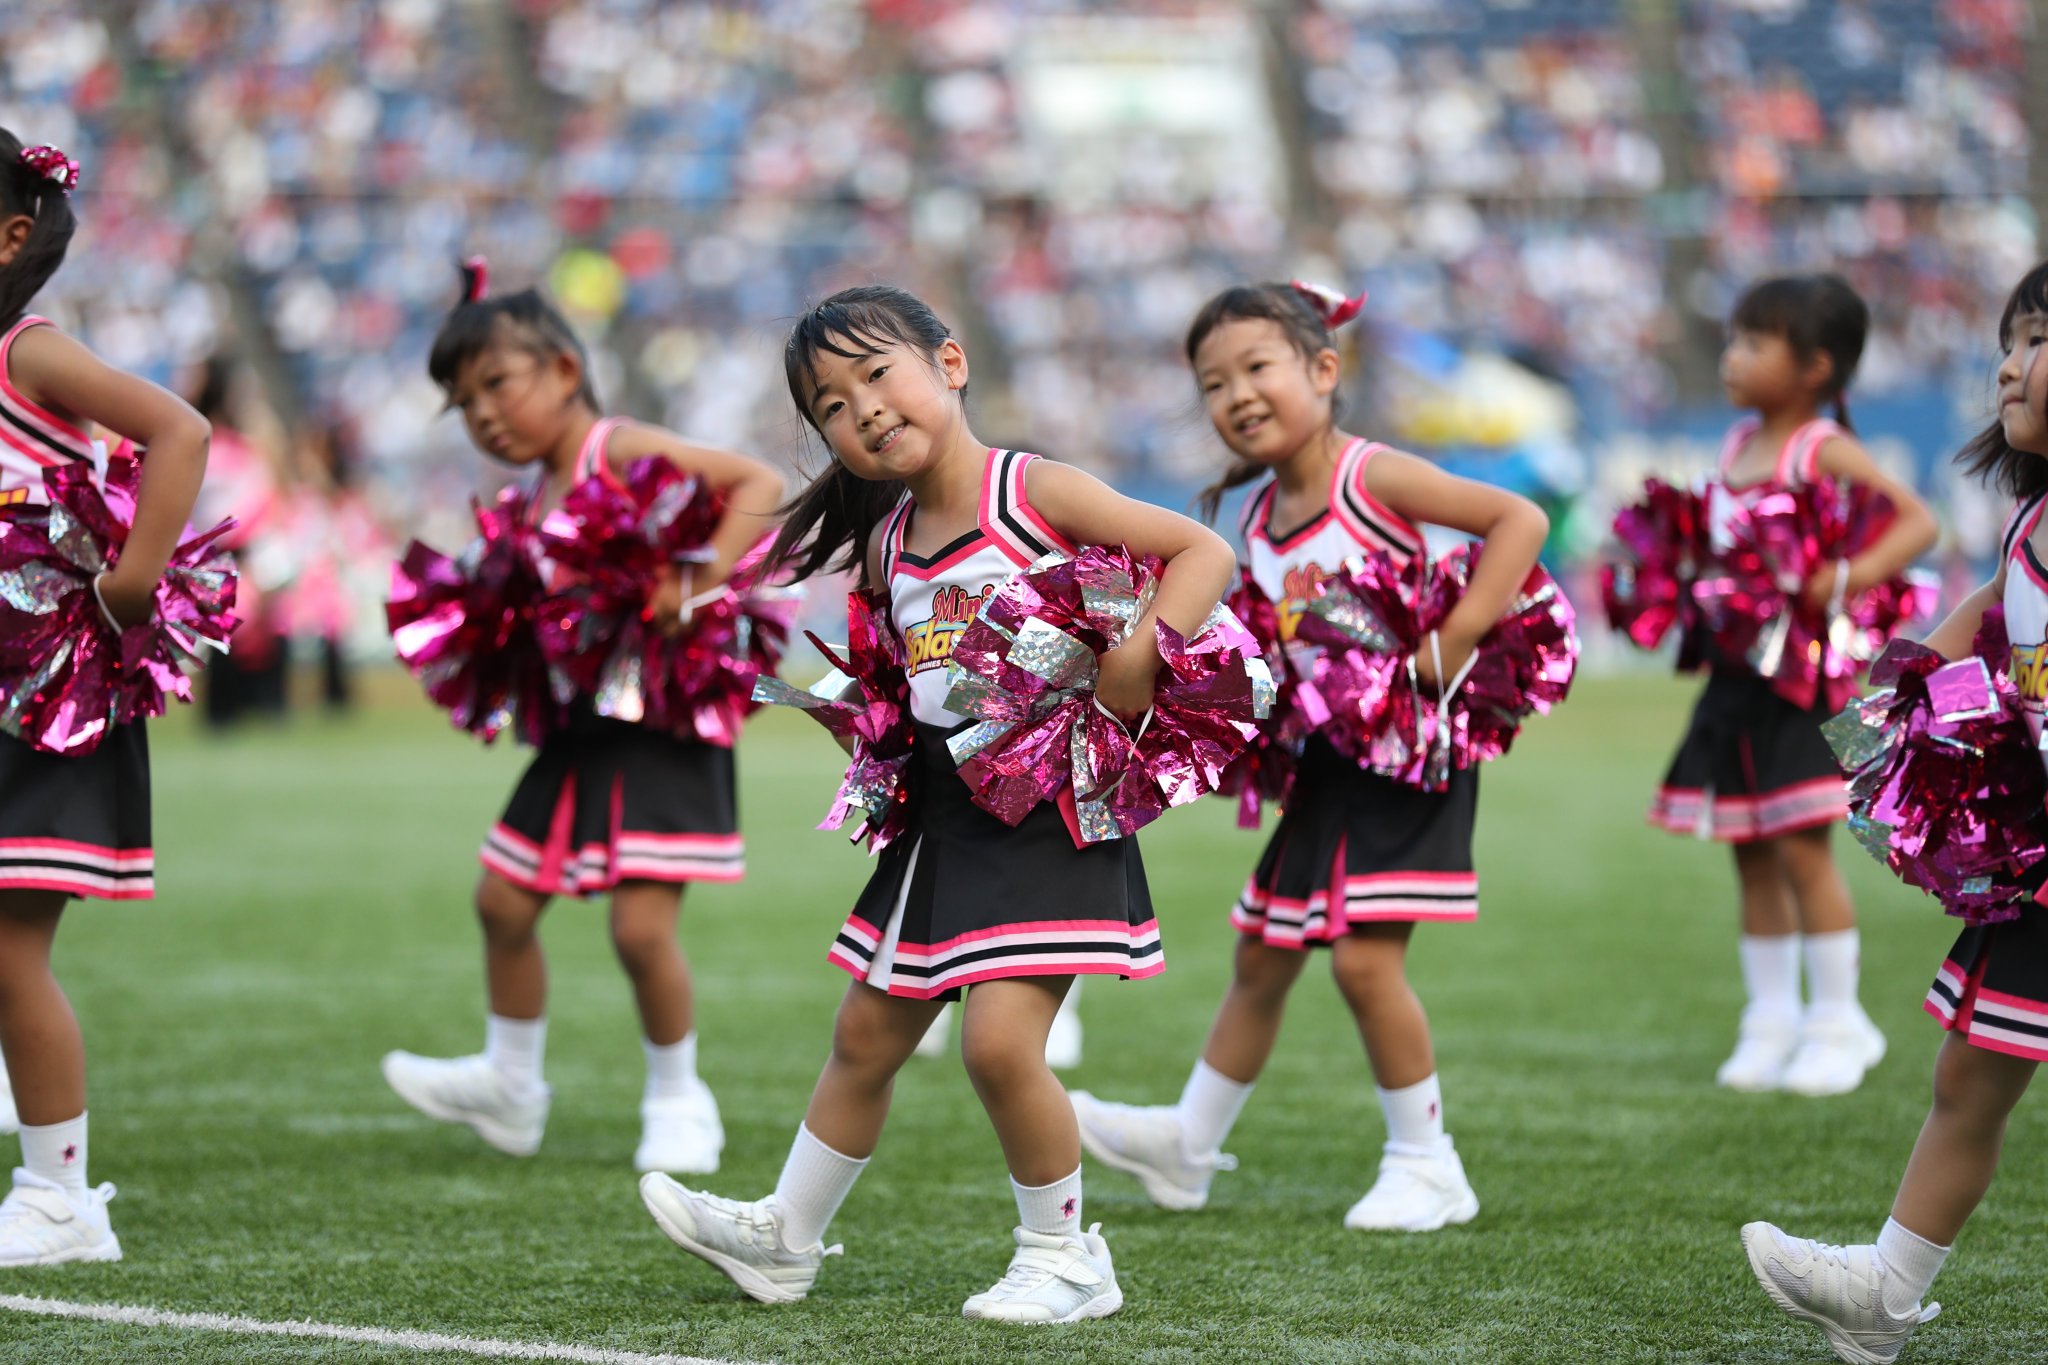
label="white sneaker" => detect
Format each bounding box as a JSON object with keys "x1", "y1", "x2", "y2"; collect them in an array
[
  {"x1": 0, "y1": 1068, "x2": 15, "y2": 1137},
  {"x1": 1069, "y1": 1092, "x2": 1235, "y2": 1211},
  {"x1": 0, "y1": 1170, "x2": 121, "y2": 1267},
  {"x1": 1781, "y1": 1009, "x2": 1887, "y2": 1097},
  {"x1": 1742, "y1": 1222, "x2": 1941, "y2": 1364},
  {"x1": 634, "y1": 1081, "x2": 725, "y2": 1174},
  {"x1": 1044, "y1": 994, "x2": 1083, "y2": 1071},
  {"x1": 914, "y1": 1003, "x2": 953, "y2": 1059},
  {"x1": 1716, "y1": 1011, "x2": 1801, "y2": 1091},
  {"x1": 1344, "y1": 1142, "x2": 1480, "y2": 1232},
  {"x1": 961, "y1": 1223, "x2": 1122, "y2": 1324},
  {"x1": 380, "y1": 1051, "x2": 549, "y2": 1156},
  {"x1": 638, "y1": 1176, "x2": 840, "y2": 1304}
]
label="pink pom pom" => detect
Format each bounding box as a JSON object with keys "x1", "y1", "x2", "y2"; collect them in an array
[
  {"x1": 1827, "y1": 606, "x2": 2048, "y2": 924},
  {"x1": 1213, "y1": 572, "x2": 1308, "y2": 826},
  {"x1": 1695, "y1": 479, "x2": 1933, "y2": 712},
  {"x1": 1600, "y1": 478, "x2": 1710, "y2": 667},
  {"x1": 386, "y1": 485, "x2": 561, "y2": 745},
  {"x1": 0, "y1": 458, "x2": 239, "y2": 754},
  {"x1": 1291, "y1": 545, "x2": 1578, "y2": 792},
  {"x1": 18, "y1": 144, "x2": 79, "y2": 196},
  {"x1": 533, "y1": 457, "x2": 796, "y2": 746},
  {"x1": 939, "y1": 545, "x2": 1274, "y2": 844},
  {"x1": 752, "y1": 589, "x2": 916, "y2": 854}
]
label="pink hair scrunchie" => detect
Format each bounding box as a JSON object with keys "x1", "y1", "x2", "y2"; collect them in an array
[{"x1": 19, "y1": 145, "x2": 80, "y2": 197}]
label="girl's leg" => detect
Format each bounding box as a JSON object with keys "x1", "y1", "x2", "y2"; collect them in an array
[
  {"x1": 1890, "y1": 1034, "x2": 2036, "y2": 1246},
  {"x1": 0, "y1": 892, "x2": 90, "y2": 1190},
  {"x1": 1200, "y1": 936, "x2": 1312, "y2": 1084},
  {"x1": 1778, "y1": 825, "x2": 1884, "y2": 1095},
  {"x1": 379, "y1": 872, "x2": 552, "y2": 1153},
  {"x1": 612, "y1": 881, "x2": 719, "y2": 1171},
  {"x1": 1721, "y1": 839, "x2": 1804, "y2": 1089},
  {"x1": 609, "y1": 880, "x2": 690, "y2": 1046},
  {"x1": 960, "y1": 977, "x2": 1077, "y2": 1189},
  {"x1": 765, "y1": 982, "x2": 944, "y2": 1250},
  {"x1": 1743, "y1": 1037, "x2": 2036, "y2": 1353},
  {"x1": 1331, "y1": 925, "x2": 1476, "y2": 1231}
]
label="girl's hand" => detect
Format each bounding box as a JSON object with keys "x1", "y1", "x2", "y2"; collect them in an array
[
  {"x1": 1095, "y1": 637, "x2": 1159, "y2": 722},
  {"x1": 1799, "y1": 559, "x2": 1853, "y2": 614},
  {"x1": 93, "y1": 566, "x2": 156, "y2": 629},
  {"x1": 644, "y1": 566, "x2": 687, "y2": 637},
  {"x1": 1411, "y1": 623, "x2": 1478, "y2": 693}
]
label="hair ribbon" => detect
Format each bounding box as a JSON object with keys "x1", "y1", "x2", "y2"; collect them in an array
[
  {"x1": 1290, "y1": 279, "x2": 1366, "y2": 330},
  {"x1": 463, "y1": 254, "x2": 490, "y2": 303},
  {"x1": 19, "y1": 145, "x2": 79, "y2": 197}
]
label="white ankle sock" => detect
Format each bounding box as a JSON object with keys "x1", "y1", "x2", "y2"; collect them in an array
[
  {"x1": 1877, "y1": 1217, "x2": 1950, "y2": 1315},
  {"x1": 1803, "y1": 929, "x2": 1862, "y2": 1016},
  {"x1": 1378, "y1": 1074, "x2": 1447, "y2": 1156},
  {"x1": 1176, "y1": 1059, "x2": 1253, "y2": 1156},
  {"x1": 1738, "y1": 935, "x2": 1803, "y2": 1026},
  {"x1": 484, "y1": 1014, "x2": 547, "y2": 1097},
  {"x1": 643, "y1": 1032, "x2": 698, "y2": 1103},
  {"x1": 20, "y1": 1112, "x2": 86, "y2": 1195},
  {"x1": 1012, "y1": 1165, "x2": 1083, "y2": 1237},
  {"x1": 772, "y1": 1124, "x2": 867, "y2": 1251}
]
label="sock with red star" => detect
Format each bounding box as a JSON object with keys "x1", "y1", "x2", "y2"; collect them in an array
[
  {"x1": 20, "y1": 1111, "x2": 87, "y2": 1195},
  {"x1": 1378, "y1": 1075, "x2": 1448, "y2": 1157},
  {"x1": 1012, "y1": 1165, "x2": 1083, "y2": 1237}
]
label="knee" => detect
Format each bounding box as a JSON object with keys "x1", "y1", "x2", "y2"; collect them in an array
[
  {"x1": 609, "y1": 917, "x2": 675, "y2": 974},
  {"x1": 829, "y1": 1004, "x2": 901, "y2": 1080},
  {"x1": 474, "y1": 877, "x2": 539, "y2": 945},
  {"x1": 1231, "y1": 945, "x2": 1303, "y2": 1010},
  {"x1": 959, "y1": 1025, "x2": 1038, "y2": 1095}
]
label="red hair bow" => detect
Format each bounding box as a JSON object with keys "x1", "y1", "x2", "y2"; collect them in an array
[{"x1": 1290, "y1": 280, "x2": 1366, "y2": 330}]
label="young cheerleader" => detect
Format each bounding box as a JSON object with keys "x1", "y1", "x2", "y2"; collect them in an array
[
  {"x1": 1741, "y1": 260, "x2": 2048, "y2": 1365},
  {"x1": 0, "y1": 136, "x2": 213, "y2": 1266},
  {"x1": 1069, "y1": 282, "x2": 1548, "y2": 1231},
  {"x1": 379, "y1": 263, "x2": 783, "y2": 1173},
  {"x1": 1650, "y1": 275, "x2": 1936, "y2": 1096},
  {"x1": 638, "y1": 285, "x2": 1235, "y2": 1322}
]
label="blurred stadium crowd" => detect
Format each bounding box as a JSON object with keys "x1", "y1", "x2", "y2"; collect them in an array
[{"x1": 0, "y1": 0, "x2": 2035, "y2": 675}]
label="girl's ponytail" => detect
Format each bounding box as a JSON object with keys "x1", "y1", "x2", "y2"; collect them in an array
[
  {"x1": 767, "y1": 459, "x2": 906, "y2": 587},
  {"x1": 0, "y1": 131, "x2": 78, "y2": 328},
  {"x1": 1194, "y1": 460, "x2": 1267, "y2": 525}
]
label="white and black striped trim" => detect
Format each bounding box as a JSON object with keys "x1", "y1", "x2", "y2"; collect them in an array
[
  {"x1": 1330, "y1": 439, "x2": 1423, "y2": 564},
  {"x1": 2002, "y1": 491, "x2": 2048, "y2": 564},
  {"x1": 981, "y1": 449, "x2": 1073, "y2": 568},
  {"x1": 0, "y1": 838, "x2": 154, "y2": 900}
]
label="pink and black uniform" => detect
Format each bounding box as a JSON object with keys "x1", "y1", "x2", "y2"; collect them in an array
[
  {"x1": 0, "y1": 315, "x2": 152, "y2": 900},
  {"x1": 1649, "y1": 417, "x2": 1850, "y2": 842},
  {"x1": 1231, "y1": 437, "x2": 1480, "y2": 947},
  {"x1": 478, "y1": 418, "x2": 744, "y2": 896},
  {"x1": 1924, "y1": 491, "x2": 2048, "y2": 1060},
  {"x1": 828, "y1": 447, "x2": 1163, "y2": 999}
]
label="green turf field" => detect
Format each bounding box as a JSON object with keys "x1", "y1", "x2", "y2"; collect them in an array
[{"x1": 1, "y1": 675, "x2": 2041, "y2": 1363}]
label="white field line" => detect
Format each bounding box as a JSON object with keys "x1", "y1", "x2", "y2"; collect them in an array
[{"x1": 0, "y1": 1294, "x2": 765, "y2": 1365}]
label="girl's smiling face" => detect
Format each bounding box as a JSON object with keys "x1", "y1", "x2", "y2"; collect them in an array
[
  {"x1": 803, "y1": 335, "x2": 970, "y2": 483},
  {"x1": 1193, "y1": 318, "x2": 1340, "y2": 465},
  {"x1": 1999, "y1": 309, "x2": 2048, "y2": 457}
]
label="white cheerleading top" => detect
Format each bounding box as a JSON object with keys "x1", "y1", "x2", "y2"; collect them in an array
[
  {"x1": 0, "y1": 315, "x2": 105, "y2": 508},
  {"x1": 2001, "y1": 491, "x2": 2048, "y2": 764},
  {"x1": 880, "y1": 447, "x2": 1075, "y2": 728}
]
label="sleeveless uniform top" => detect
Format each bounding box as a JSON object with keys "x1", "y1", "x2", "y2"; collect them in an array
[
  {"x1": 1237, "y1": 437, "x2": 1425, "y2": 669},
  {"x1": 1706, "y1": 415, "x2": 1843, "y2": 555},
  {"x1": 882, "y1": 447, "x2": 1075, "y2": 728},
  {"x1": 2000, "y1": 491, "x2": 2048, "y2": 767},
  {"x1": 530, "y1": 416, "x2": 628, "y2": 593},
  {"x1": 0, "y1": 315, "x2": 104, "y2": 507}
]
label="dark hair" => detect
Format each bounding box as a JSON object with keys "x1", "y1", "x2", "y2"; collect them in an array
[
  {"x1": 768, "y1": 285, "x2": 955, "y2": 585},
  {"x1": 426, "y1": 260, "x2": 598, "y2": 412},
  {"x1": 1184, "y1": 283, "x2": 1343, "y2": 523},
  {"x1": 0, "y1": 129, "x2": 78, "y2": 328},
  {"x1": 1729, "y1": 273, "x2": 1868, "y2": 429},
  {"x1": 189, "y1": 352, "x2": 236, "y2": 423},
  {"x1": 1957, "y1": 259, "x2": 2048, "y2": 502}
]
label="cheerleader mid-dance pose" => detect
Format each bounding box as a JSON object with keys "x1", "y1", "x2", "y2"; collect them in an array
[
  {"x1": 638, "y1": 284, "x2": 1235, "y2": 1323},
  {"x1": 1744, "y1": 259, "x2": 2048, "y2": 1365},
  {"x1": 379, "y1": 262, "x2": 783, "y2": 1173},
  {"x1": 1651, "y1": 275, "x2": 1934, "y2": 1096},
  {"x1": 0, "y1": 135, "x2": 215, "y2": 1266},
  {"x1": 1071, "y1": 281, "x2": 1550, "y2": 1231}
]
